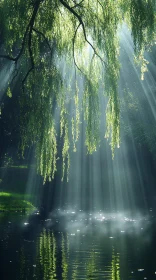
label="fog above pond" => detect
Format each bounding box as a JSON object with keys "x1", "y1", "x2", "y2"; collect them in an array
[{"x1": 30, "y1": 208, "x2": 154, "y2": 242}]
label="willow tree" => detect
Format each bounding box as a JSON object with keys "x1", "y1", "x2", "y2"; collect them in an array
[{"x1": 0, "y1": 0, "x2": 155, "y2": 181}]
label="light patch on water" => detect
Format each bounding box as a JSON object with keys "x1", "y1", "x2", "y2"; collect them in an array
[{"x1": 45, "y1": 209, "x2": 154, "y2": 240}]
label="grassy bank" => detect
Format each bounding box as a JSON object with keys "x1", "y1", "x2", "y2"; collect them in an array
[{"x1": 0, "y1": 192, "x2": 36, "y2": 212}]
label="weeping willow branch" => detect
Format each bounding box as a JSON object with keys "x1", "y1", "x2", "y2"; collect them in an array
[
  {"x1": 71, "y1": 0, "x2": 85, "y2": 9},
  {"x1": 73, "y1": 23, "x2": 84, "y2": 73},
  {"x1": 22, "y1": 66, "x2": 35, "y2": 91},
  {"x1": 32, "y1": 27, "x2": 52, "y2": 52},
  {"x1": 0, "y1": 0, "x2": 155, "y2": 182},
  {"x1": 97, "y1": 0, "x2": 104, "y2": 9},
  {"x1": 0, "y1": 0, "x2": 35, "y2": 63},
  {"x1": 0, "y1": 22, "x2": 30, "y2": 63},
  {"x1": 0, "y1": 0, "x2": 42, "y2": 88},
  {"x1": 22, "y1": 0, "x2": 41, "y2": 88},
  {"x1": 59, "y1": 0, "x2": 106, "y2": 67}
]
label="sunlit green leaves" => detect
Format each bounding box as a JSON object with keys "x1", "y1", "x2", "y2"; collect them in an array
[
  {"x1": 71, "y1": 82, "x2": 80, "y2": 152},
  {"x1": 38, "y1": 230, "x2": 57, "y2": 279},
  {"x1": 130, "y1": 0, "x2": 155, "y2": 52},
  {"x1": 0, "y1": 0, "x2": 30, "y2": 54},
  {"x1": 134, "y1": 48, "x2": 149, "y2": 80},
  {"x1": 1, "y1": 0, "x2": 156, "y2": 182},
  {"x1": 6, "y1": 87, "x2": 12, "y2": 98},
  {"x1": 83, "y1": 79, "x2": 100, "y2": 154}
]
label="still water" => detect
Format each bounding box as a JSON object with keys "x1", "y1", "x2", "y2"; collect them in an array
[{"x1": 0, "y1": 209, "x2": 156, "y2": 280}]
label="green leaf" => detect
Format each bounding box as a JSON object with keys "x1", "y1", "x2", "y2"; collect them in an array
[{"x1": 6, "y1": 87, "x2": 12, "y2": 98}]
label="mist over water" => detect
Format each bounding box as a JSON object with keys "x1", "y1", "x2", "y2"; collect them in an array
[{"x1": 45, "y1": 208, "x2": 154, "y2": 239}]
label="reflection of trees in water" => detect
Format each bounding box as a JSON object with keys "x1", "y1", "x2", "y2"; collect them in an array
[
  {"x1": 0, "y1": 0, "x2": 155, "y2": 181},
  {"x1": 35, "y1": 229, "x2": 121, "y2": 279},
  {"x1": 37, "y1": 229, "x2": 57, "y2": 280},
  {"x1": 61, "y1": 233, "x2": 69, "y2": 280},
  {"x1": 111, "y1": 247, "x2": 120, "y2": 280}
]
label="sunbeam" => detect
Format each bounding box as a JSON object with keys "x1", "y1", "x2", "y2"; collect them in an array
[{"x1": 1, "y1": 1, "x2": 156, "y2": 280}]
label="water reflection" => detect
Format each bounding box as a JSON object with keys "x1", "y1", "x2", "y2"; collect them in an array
[
  {"x1": 38, "y1": 229, "x2": 57, "y2": 280},
  {"x1": 111, "y1": 248, "x2": 120, "y2": 280},
  {"x1": 37, "y1": 229, "x2": 121, "y2": 280},
  {"x1": 0, "y1": 210, "x2": 156, "y2": 280}
]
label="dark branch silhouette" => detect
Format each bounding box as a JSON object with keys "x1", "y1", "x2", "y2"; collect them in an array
[
  {"x1": 71, "y1": 0, "x2": 85, "y2": 9},
  {"x1": 0, "y1": 0, "x2": 107, "y2": 90},
  {"x1": 0, "y1": 23, "x2": 30, "y2": 63},
  {"x1": 0, "y1": 0, "x2": 42, "y2": 89},
  {"x1": 21, "y1": 0, "x2": 41, "y2": 88},
  {"x1": 59, "y1": 0, "x2": 106, "y2": 67},
  {"x1": 32, "y1": 27, "x2": 52, "y2": 52},
  {"x1": 73, "y1": 23, "x2": 83, "y2": 73},
  {"x1": 22, "y1": 66, "x2": 35, "y2": 92}
]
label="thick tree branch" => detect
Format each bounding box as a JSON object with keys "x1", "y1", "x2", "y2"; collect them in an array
[
  {"x1": 28, "y1": 0, "x2": 42, "y2": 68},
  {"x1": 0, "y1": 0, "x2": 42, "y2": 89},
  {"x1": 73, "y1": 23, "x2": 83, "y2": 73},
  {"x1": 59, "y1": 0, "x2": 106, "y2": 67},
  {"x1": 16, "y1": 24, "x2": 30, "y2": 61},
  {"x1": 22, "y1": 66, "x2": 34, "y2": 92},
  {"x1": 0, "y1": 23, "x2": 30, "y2": 63},
  {"x1": 21, "y1": 1, "x2": 42, "y2": 89}
]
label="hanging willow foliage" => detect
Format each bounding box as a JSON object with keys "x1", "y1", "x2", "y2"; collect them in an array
[{"x1": 0, "y1": 0, "x2": 156, "y2": 181}]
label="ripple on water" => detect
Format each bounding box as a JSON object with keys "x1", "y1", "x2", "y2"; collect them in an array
[{"x1": 0, "y1": 211, "x2": 156, "y2": 279}]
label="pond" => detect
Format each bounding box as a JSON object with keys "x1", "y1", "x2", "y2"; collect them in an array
[{"x1": 0, "y1": 208, "x2": 156, "y2": 280}]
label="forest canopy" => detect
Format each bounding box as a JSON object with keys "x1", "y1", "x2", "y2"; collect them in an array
[{"x1": 0, "y1": 0, "x2": 156, "y2": 182}]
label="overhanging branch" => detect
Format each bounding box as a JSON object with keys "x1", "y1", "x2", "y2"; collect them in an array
[
  {"x1": 21, "y1": 1, "x2": 41, "y2": 90},
  {"x1": 22, "y1": 66, "x2": 35, "y2": 92},
  {"x1": 73, "y1": 23, "x2": 83, "y2": 73},
  {"x1": 59, "y1": 0, "x2": 106, "y2": 67},
  {"x1": 71, "y1": 0, "x2": 85, "y2": 9},
  {"x1": 0, "y1": 23, "x2": 30, "y2": 63},
  {"x1": 0, "y1": 0, "x2": 43, "y2": 91},
  {"x1": 32, "y1": 27, "x2": 52, "y2": 52}
]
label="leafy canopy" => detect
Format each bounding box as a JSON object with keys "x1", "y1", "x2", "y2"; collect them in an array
[{"x1": 0, "y1": 0, "x2": 156, "y2": 181}]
